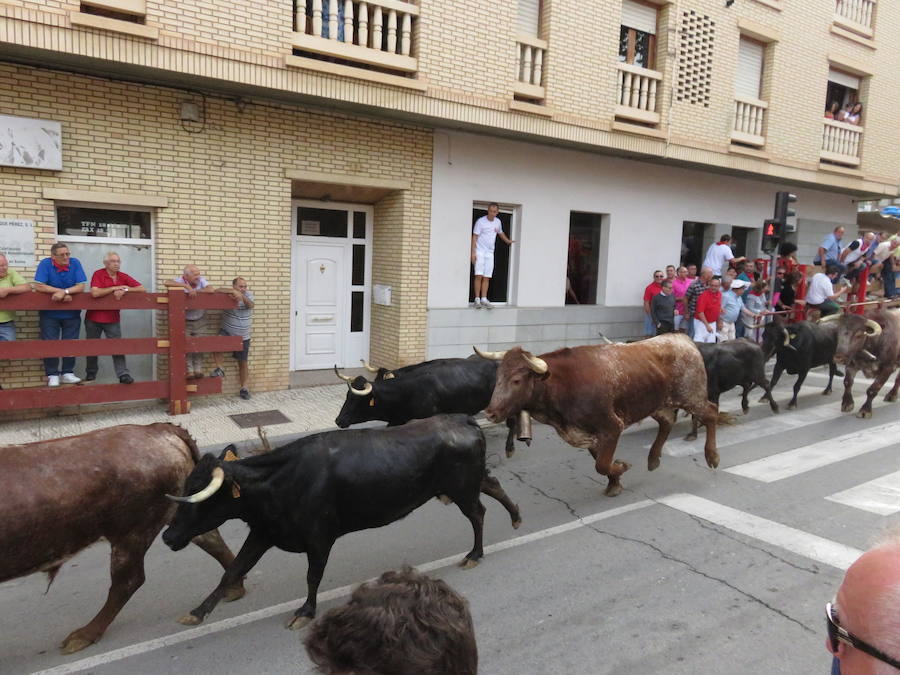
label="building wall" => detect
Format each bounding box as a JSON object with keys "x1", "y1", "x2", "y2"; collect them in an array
[
  {"x1": 0, "y1": 63, "x2": 432, "y2": 389},
  {"x1": 428, "y1": 130, "x2": 853, "y2": 311}
]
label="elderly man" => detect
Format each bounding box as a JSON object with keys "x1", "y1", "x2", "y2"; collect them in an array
[
  {"x1": 871, "y1": 234, "x2": 900, "y2": 299},
  {"x1": 693, "y1": 276, "x2": 722, "y2": 343},
  {"x1": 33, "y1": 242, "x2": 86, "y2": 387},
  {"x1": 642, "y1": 270, "x2": 665, "y2": 337},
  {"x1": 825, "y1": 532, "x2": 900, "y2": 674},
  {"x1": 164, "y1": 264, "x2": 215, "y2": 379},
  {"x1": 719, "y1": 278, "x2": 746, "y2": 341},
  {"x1": 815, "y1": 226, "x2": 847, "y2": 274},
  {"x1": 85, "y1": 251, "x2": 145, "y2": 384},
  {"x1": 210, "y1": 276, "x2": 255, "y2": 399}
]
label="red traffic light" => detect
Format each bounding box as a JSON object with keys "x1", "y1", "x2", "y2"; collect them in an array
[{"x1": 765, "y1": 223, "x2": 775, "y2": 236}]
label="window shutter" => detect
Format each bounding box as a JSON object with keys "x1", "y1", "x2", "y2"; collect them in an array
[
  {"x1": 735, "y1": 38, "x2": 763, "y2": 99},
  {"x1": 517, "y1": 0, "x2": 541, "y2": 36},
  {"x1": 828, "y1": 68, "x2": 860, "y2": 90},
  {"x1": 621, "y1": 0, "x2": 657, "y2": 35}
]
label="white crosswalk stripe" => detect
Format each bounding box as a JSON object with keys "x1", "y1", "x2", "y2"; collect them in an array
[
  {"x1": 825, "y1": 470, "x2": 900, "y2": 515},
  {"x1": 723, "y1": 420, "x2": 900, "y2": 483}
]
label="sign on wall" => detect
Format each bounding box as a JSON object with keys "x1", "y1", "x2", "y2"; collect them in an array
[
  {"x1": 0, "y1": 115, "x2": 62, "y2": 171},
  {"x1": 0, "y1": 219, "x2": 36, "y2": 267}
]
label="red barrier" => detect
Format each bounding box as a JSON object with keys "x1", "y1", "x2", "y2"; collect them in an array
[
  {"x1": 794, "y1": 264, "x2": 808, "y2": 321},
  {"x1": 0, "y1": 290, "x2": 241, "y2": 415},
  {"x1": 853, "y1": 266, "x2": 869, "y2": 315}
]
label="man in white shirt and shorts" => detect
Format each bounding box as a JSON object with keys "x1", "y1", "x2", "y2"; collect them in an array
[{"x1": 471, "y1": 203, "x2": 514, "y2": 309}]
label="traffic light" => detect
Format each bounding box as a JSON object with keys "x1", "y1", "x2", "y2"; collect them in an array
[
  {"x1": 761, "y1": 218, "x2": 780, "y2": 253},
  {"x1": 774, "y1": 191, "x2": 797, "y2": 227}
]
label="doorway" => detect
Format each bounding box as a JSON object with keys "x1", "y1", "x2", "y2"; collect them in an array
[
  {"x1": 469, "y1": 204, "x2": 516, "y2": 304},
  {"x1": 291, "y1": 200, "x2": 372, "y2": 370}
]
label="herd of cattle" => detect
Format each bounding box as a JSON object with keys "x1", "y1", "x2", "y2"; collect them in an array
[{"x1": 2, "y1": 308, "x2": 898, "y2": 655}]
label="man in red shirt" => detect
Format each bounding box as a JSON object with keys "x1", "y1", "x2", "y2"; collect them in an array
[
  {"x1": 85, "y1": 251, "x2": 145, "y2": 383},
  {"x1": 642, "y1": 270, "x2": 664, "y2": 337},
  {"x1": 693, "y1": 277, "x2": 722, "y2": 343}
]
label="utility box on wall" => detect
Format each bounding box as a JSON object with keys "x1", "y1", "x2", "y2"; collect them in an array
[{"x1": 374, "y1": 284, "x2": 392, "y2": 306}]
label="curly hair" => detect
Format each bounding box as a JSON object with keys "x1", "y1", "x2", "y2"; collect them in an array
[{"x1": 304, "y1": 567, "x2": 478, "y2": 675}]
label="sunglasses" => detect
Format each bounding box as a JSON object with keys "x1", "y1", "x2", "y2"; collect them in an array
[{"x1": 826, "y1": 602, "x2": 900, "y2": 669}]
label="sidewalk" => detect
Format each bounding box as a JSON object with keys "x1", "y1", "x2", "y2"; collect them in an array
[{"x1": 0, "y1": 383, "x2": 349, "y2": 450}]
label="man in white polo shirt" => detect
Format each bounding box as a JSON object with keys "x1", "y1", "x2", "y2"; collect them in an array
[
  {"x1": 806, "y1": 265, "x2": 848, "y2": 318},
  {"x1": 702, "y1": 234, "x2": 746, "y2": 277},
  {"x1": 470, "y1": 203, "x2": 514, "y2": 309}
]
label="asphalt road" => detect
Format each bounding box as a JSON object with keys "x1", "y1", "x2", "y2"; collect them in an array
[{"x1": 2, "y1": 367, "x2": 898, "y2": 675}]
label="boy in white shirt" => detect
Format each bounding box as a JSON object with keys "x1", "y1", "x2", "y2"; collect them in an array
[{"x1": 470, "y1": 203, "x2": 514, "y2": 309}]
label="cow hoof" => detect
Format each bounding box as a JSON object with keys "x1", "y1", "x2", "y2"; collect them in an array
[
  {"x1": 60, "y1": 633, "x2": 93, "y2": 655},
  {"x1": 224, "y1": 585, "x2": 246, "y2": 602},
  {"x1": 886, "y1": 393, "x2": 898, "y2": 403},
  {"x1": 771, "y1": 405, "x2": 780, "y2": 415},
  {"x1": 823, "y1": 389, "x2": 832, "y2": 396},
  {"x1": 787, "y1": 402, "x2": 797, "y2": 410},
  {"x1": 286, "y1": 615, "x2": 313, "y2": 631},
  {"x1": 604, "y1": 484, "x2": 623, "y2": 497},
  {"x1": 857, "y1": 410, "x2": 872, "y2": 419},
  {"x1": 841, "y1": 403, "x2": 854, "y2": 413},
  {"x1": 460, "y1": 557, "x2": 480, "y2": 570},
  {"x1": 505, "y1": 449, "x2": 515, "y2": 458},
  {"x1": 757, "y1": 395, "x2": 769, "y2": 404},
  {"x1": 648, "y1": 456, "x2": 660, "y2": 471},
  {"x1": 511, "y1": 518, "x2": 522, "y2": 530},
  {"x1": 437, "y1": 494, "x2": 453, "y2": 505},
  {"x1": 177, "y1": 613, "x2": 202, "y2": 626},
  {"x1": 683, "y1": 433, "x2": 698, "y2": 442},
  {"x1": 706, "y1": 453, "x2": 720, "y2": 469}
]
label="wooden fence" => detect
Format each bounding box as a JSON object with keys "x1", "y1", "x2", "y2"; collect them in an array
[{"x1": 0, "y1": 290, "x2": 242, "y2": 415}]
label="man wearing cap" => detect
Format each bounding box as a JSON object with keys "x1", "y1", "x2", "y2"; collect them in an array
[{"x1": 719, "y1": 278, "x2": 746, "y2": 341}]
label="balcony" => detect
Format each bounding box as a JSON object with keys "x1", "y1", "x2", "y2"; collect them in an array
[
  {"x1": 833, "y1": 0, "x2": 875, "y2": 37},
  {"x1": 821, "y1": 119, "x2": 863, "y2": 167},
  {"x1": 730, "y1": 96, "x2": 767, "y2": 147},
  {"x1": 615, "y1": 62, "x2": 661, "y2": 126},
  {"x1": 293, "y1": 0, "x2": 419, "y2": 74},
  {"x1": 514, "y1": 35, "x2": 548, "y2": 101}
]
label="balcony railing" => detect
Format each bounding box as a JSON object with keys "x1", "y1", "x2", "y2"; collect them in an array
[
  {"x1": 730, "y1": 96, "x2": 767, "y2": 147},
  {"x1": 834, "y1": 0, "x2": 875, "y2": 35},
  {"x1": 615, "y1": 62, "x2": 661, "y2": 125},
  {"x1": 293, "y1": 0, "x2": 419, "y2": 73},
  {"x1": 513, "y1": 34, "x2": 548, "y2": 100},
  {"x1": 821, "y1": 119, "x2": 863, "y2": 166}
]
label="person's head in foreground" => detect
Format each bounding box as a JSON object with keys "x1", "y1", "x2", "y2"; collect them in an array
[
  {"x1": 305, "y1": 567, "x2": 478, "y2": 675},
  {"x1": 827, "y1": 530, "x2": 900, "y2": 674}
]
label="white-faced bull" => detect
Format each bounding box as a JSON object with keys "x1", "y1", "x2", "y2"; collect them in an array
[
  {"x1": 334, "y1": 356, "x2": 524, "y2": 457},
  {"x1": 0, "y1": 424, "x2": 243, "y2": 654},
  {"x1": 162, "y1": 415, "x2": 521, "y2": 630},
  {"x1": 760, "y1": 318, "x2": 839, "y2": 409},
  {"x1": 821, "y1": 310, "x2": 900, "y2": 418},
  {"x1": 478, "y1": 334, "x2": 719, "y2": 497}
]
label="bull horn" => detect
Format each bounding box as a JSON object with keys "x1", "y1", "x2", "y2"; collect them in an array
[
  {"x1": 333, "y1": 365, "x2": 354, "y2": 382},
  {"x1": 349, "y1": 380, "x2": 373, "y2": 396},
  {"x1": 473, "y1": 346, "x2": 507, "y2": 360},
  {"x1": 783, "y1": 332, "x2": 791, "y2": 347},
  {"x1": 523, "y1": 353, "x2": 549, "y2": 375},
  {"x1": 360, "y1": 359, "x2": 380, "y2": 373},
  {"x1": 818, "y1": 314, "x2": 841, "y2": 324},
  {"x1": 865, "y1": 319, "x2": 882, "y2": 337},
  {"x1": 383, "y1": 372, "x2": 395, "y2": 379},
  {"x1": 861, "y1": 349, "x2": 877, "y2": 361},
  {"x1": 167, "y1": 467, "x2": 225, "y2": 504}
]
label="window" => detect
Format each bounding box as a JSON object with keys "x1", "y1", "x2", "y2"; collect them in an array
[
  {"x1": 518, "y1": 0, "x2": 542, "y2": 36},
  {"x1": 735, "y1": 37, "x2": 763, "y2": 100},
  {"x1": 469, "y1": 205, "x2": 514, "y2": 304},
  {"x1": 619, "y1": 0, "x2": 657, "y2": 69},
  {"x1": 56, "y1": 206, "x2": 151, "y2": 239},
  {"x1": 566, "y1": 213, "x2": 603, "y2": 305},
  {"x1": 297, "y1": 207, "x2": 348, "y2": 237},
  {"x1": 825, "y1": 68, "x2": 861, "y2": 121}
]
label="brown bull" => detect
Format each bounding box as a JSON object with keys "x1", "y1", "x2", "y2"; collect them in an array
[
  {"x1": 824, "y1": 309, "x2": 900, "y2": 418},
  {"x1": 0, "y1": 423, "x2": 244, "y2": 654},
  {"x1": 479, "y1": 334, "x2": 719, "y2": 496}
]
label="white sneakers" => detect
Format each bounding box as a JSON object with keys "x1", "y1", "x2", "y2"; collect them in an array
[
  {"x1": 473, "y1": 298, "x2": 493, "y2": 309},
  {"x1": 48, "y1": 374, "x2": 81, "y2": 387}
]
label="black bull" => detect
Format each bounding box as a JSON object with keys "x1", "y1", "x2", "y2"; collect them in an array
[
  {"x1": 162, "y1": 415, "x2": 521, "y2": 629},
  {"x1": 760, "y1": 319, "x2": 839, "y2": 409},
  {"x1": 334, "y1": 356, "x2": 524, "y2": 457}
]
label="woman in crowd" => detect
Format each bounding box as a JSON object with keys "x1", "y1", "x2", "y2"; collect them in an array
[
  {"x1": 742, "y1": 278, "x2": 770, "y2": 342},
  {"x1": 775, "y1": 270, "x2": 802, "y2": 320},
  {"x1": 671, "y1": 265, "x2": 691, "y2": 331}
]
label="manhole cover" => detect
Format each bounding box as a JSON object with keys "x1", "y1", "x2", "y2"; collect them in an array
[{"x1": 228, "y1": 410, "x2": 292, "y2": 429}]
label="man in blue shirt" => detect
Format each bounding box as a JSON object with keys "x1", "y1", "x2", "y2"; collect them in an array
[
  {"x1": 719, "y1": 278, "x2": 746, "y2": 341},
  {"x1": 815, "y1": 226, "x2": 847, "y2": 274},
  {"x1": 33, "y1": 242, "x2": 87, "y2": 386}
]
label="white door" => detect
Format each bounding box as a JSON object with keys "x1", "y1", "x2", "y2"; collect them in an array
[{"x1": 295, "y1": 243, "x2": 344, "y2": 370}]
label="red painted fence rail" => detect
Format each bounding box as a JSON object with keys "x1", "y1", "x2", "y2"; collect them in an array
[{"x1": 0, "y1": 290, "x2": 241, "y2": 415}]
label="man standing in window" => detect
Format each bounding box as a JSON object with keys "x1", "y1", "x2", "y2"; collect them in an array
[
  {"x1": 85, "y1": 251, "x2": 145, "y2": 384},
  {"x1": 33, "y1": 242, "x2": 87, "y2": 387},
  {"x1": 471, "y1": 203, "x2": 514, "y2": 310},
  {"x1": 702, "y1": 234, "x2": 746, "y2": 278}
]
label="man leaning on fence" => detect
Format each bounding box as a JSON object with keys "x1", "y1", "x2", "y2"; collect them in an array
[
  {"x1": 164, "y1": 264, "x2": 215, "y2": 380},
  {"x1": 85, "y1": 251, "x2": 145, "y2": 384},
  {"x1": 210, "y1": 276, "x2": 254, "y2": 400},
  {"x1": 0, "y1": 252, "x2": 30, "y2": 389},
  {"x1": 33, "y1": 242, "x2": 86, "y2": 387}
]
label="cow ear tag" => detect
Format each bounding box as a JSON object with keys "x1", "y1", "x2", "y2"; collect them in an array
[
  {"x1": 369, "y1": 398, "x2": 376, "y2": 407},
  {"x1": 224, "y1": 449, "x2": 239, "y2": 462},
  {"x1": 789, "y1": 333, "x2": 797, "y2": 340}
]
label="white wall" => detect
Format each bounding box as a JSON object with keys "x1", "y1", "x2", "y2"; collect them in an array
[{"x1": 429, "y1": 131, "x2": 856, "y2": 307}]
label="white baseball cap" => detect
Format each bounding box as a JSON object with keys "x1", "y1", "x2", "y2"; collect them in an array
[{"x1": 730, "y1": 279, "x2": 747, "y2": 289}]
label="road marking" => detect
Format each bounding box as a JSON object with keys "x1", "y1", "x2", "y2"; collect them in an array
[
  {"x1": 723, "y1": 421, "x2": 900, "y2": 483},
  {"x1": 663, "y1": 396, "x2": 891, "y2": 458},
  {"x1": 826, "y1": 470, "x2": 900, "y2": 515},
  {"x1": 29, "y1": 500, "x2": 655, "y2": 675},
  {"x1": 658, "y1": 493, "x2": 861, "y2": 571}
]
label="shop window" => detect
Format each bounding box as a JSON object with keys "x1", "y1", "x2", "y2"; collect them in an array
[
  {"x1": 56, "y1": 206, "x2": 151, "y2": 239},
  {"x1": 566, "y1": 212, "x2": 603, "y2": 305}
]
